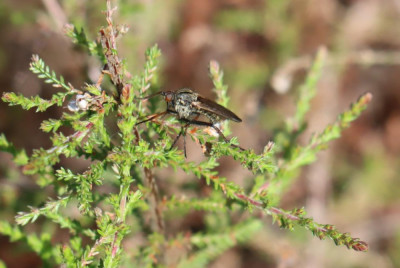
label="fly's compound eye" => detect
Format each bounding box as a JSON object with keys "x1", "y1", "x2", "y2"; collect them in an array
[{"x1": 164, "y1": 92, "x2": 174, "y2": 102}]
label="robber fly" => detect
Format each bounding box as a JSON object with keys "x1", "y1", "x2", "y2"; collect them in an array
[{"x1": 136, "y1": 88, "x2": 243, "y2": 157}]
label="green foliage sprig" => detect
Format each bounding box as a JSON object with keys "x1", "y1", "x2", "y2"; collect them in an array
[
  {"x1": 0, "y1": 1, "x2": 370, "y2": 267},
  {"x1": 2, "y1": 55, "x2": 78, "y2": 112},
  {"x1": 64, "y1": 24, "x2": 105, "y2": 60}
]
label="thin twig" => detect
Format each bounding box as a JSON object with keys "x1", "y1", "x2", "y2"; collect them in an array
[
  {"x1": 99, "y1": 0, "x2": 124, "y2": 93},
  {"x1": 144, "y1": 167, "x2": 165, "y2": 233}
]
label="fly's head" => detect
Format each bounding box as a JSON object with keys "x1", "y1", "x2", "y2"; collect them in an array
[{"x1": 161, "y1": 91, "x2": 176, "y2": 112}]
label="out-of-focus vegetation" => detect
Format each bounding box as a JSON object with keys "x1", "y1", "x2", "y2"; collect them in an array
[{"x1": 0, "y1": 0, "x2": 400, "y2": 267}]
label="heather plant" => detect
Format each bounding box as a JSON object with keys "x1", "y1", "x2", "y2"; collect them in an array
[{"x1": 0, "y1": 2, "x2": 370, "y2": 267}]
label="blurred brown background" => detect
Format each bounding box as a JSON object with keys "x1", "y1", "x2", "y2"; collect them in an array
[{"x1": 1, "y1": 0, "x2": 400, "y2": 267}]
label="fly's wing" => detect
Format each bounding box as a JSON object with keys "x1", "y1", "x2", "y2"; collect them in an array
[{"x1": 194, "y1": 96, "x2": 242, "y2": 122}]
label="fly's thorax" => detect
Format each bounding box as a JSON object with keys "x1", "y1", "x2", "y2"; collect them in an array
[{"x1": 174, "y1": 89, "x2": 198, "y2": 119}]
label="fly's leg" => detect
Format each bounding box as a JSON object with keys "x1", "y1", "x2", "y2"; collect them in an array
[
  {"x1": 136, "y1": 111, "x2": 168, "y2": 125},
  {"x1": 180, "y1": 119, "x2": 245, "y2": 151},
  {"x1": 170, "y1": 127, "x2": 183, "y2": 149},
  {"x1": 136, "y1": 109, "x2": 178, "y2": 126},
  {"x1": 211, "y1": 125, "x2": 244, "y2": 151},
  {"x1": 170, "y1": 123, "x2": 190, "y2": 157},
  {"x1": 183, "y1": 128, "x2": 187, "y2": 158},
  {"x1": 169, "y1": 115, "x2": 201, "y2": 158}
]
